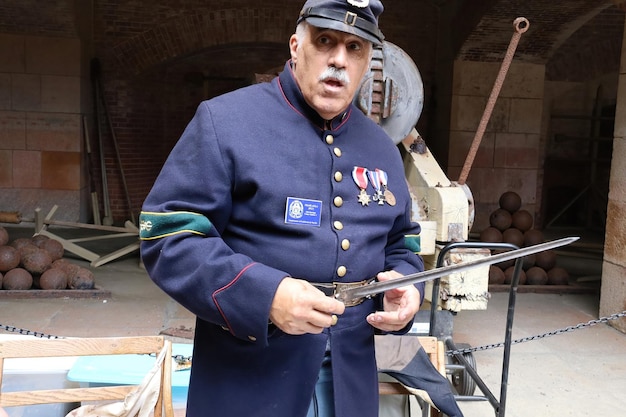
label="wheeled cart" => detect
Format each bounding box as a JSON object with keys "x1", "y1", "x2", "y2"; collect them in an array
[{"x1": 424, "y1": 241, "x2": 523, "y2": 417}]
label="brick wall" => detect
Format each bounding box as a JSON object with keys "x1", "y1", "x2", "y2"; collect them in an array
[{"x1": 0, "y1": 0, "x2": 623, "y2": 226}]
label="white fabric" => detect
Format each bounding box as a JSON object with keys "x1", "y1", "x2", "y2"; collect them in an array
[{"x1": 65, "y1": 345, "x2": 167, "y2": 417}]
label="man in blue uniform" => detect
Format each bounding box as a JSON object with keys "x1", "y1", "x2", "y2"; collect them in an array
[{"x1": 139, "y1": 1, "x2": 425, "y2": 416}]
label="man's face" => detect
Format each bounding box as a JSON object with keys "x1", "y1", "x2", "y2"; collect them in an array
[{"x1": 289, "y1": 24, "x2": 372, "y2": 120}]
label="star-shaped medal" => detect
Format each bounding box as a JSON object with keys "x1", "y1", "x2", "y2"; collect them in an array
[{"x1": 358, "y1": 189, "x2": 371, "y2": 206}]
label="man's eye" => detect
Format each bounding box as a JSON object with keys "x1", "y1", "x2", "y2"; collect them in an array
[
  {"x1": 318, "y1": 36, "x2": 330, "y2": 45},
  {"x1": 348, "y1": 43, "x2": 362, "y2": 51}
]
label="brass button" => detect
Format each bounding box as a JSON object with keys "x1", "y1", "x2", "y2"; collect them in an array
[
  {"x1": 337, "y1": 266, "x2": 347, "y2": 277},
  {"x1": 334, "y1": 171, "x2": 343, "y2": 182},
  {"x1": 341, "y1": 239, "x2": 351, "y2": 250},
  {"x1": 326, "y1": 134, "x2": 334, "y2": 145},
  {"x1": 334, "y1": 221, "x2": 343, "y2": 230},
  {"x1": 333, "y1": 147, "x2": 342, "y2": 157},
  {"x1": 334, "y1": 196, "x2": 343, "y2": 207},
  {"x1": 248, "y1": 335, "x2": 257, "y2": 342}
]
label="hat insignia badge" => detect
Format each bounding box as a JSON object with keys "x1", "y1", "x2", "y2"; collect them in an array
[{"x1": 347, "y1": 0, "x2": 369, "y2": 8}]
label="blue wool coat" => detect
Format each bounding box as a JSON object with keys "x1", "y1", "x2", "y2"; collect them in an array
[{"x1": 139, "y1": 61, "x2": 424, "y2": 417}]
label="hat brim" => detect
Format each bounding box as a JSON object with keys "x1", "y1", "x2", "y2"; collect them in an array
[{"x1": 304, "y1": 16, "x2": 382, "y2": 44}]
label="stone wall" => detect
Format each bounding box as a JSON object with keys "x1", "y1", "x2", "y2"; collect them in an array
[{"x1": 601, "y1": 13, "x2": 626, "y2": 333}]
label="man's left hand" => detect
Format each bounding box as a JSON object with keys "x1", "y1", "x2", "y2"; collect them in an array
[{"x1": 366, "y1": 270, "x2": 421, "y2": 332}]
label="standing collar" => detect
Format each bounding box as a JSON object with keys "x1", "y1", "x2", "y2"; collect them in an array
[{"x1": 277, "y1": 60, "x2": 351, "y2": 131}]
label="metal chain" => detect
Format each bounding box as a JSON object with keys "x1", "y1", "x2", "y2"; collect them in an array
[
  {"x1": 3, "y1": 310, "x2": 626, "y2": 361},
  {"x1": 446, "y1": 310, "x2": 626, "y2": 356}
]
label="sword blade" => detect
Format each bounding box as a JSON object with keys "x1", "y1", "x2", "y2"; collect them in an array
[{"x1": 336, "y1": 236, "x2": 579, "y2": 304}]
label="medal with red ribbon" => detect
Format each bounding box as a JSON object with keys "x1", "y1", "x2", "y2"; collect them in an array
[
  {"x1": 376, "y1": 168, "x2": 396, "y2": 206},
  {"x1": 367, "y1": 169, "x2": 385, "y2": 205},
  {"x1": 352, "y1": 167, "x2": 371, "y2": 206}
]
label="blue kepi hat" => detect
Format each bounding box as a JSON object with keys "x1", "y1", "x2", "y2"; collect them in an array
[{"x1": 297, "y1": 0, "x2": 385, "y2": 44}]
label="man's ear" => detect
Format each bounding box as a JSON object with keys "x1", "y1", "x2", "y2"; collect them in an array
[{"x1": 289, "y1": 34, "x2": 298, "y2": 63}]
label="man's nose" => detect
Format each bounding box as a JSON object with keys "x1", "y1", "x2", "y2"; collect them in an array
[{"x1": 329, "y1": 44, "x2": 348, "y2": 68}]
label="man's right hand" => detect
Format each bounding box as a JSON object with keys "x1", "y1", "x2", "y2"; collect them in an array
[{"x1": 269, "y1": 277, "x2": 345, "y2": 335}]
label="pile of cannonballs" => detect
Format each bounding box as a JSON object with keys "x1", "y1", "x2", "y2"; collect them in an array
[
  {"x1": 0, "y1": 225, "x2": 95, "y2": 291},
  {"x1": 479, "y1": 191, "x2": 570, "y2": 286}
]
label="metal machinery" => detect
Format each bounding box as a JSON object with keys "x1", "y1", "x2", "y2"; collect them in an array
[
  {"x1": 354, "y1": 18, "x2": 532, "y2": 417},
  {"x1": 354, "y1": 40, "x2": 489, "y2": 318}
]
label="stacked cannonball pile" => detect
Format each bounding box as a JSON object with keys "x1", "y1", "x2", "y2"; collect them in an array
[
  {"x1": 0, "y1": 225, "x2": 95, "y2": 291},
  {"x1": 480, "y1": 191, "x2": 570, "y2": 286}
]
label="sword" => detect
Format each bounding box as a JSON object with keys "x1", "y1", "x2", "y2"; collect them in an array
[{"x1": 334, "y1": 236, "x2": 579, "y2": 306}]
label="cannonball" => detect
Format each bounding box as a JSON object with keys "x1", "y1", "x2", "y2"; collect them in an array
[
  {"x1": 53, "y1": 259, "x2": 80, "y2": 279},
  {"x1": 0, "y1": 245, "x2": 20, "y2": 272},
  {"x1": 489, "y1": 266, "x2": 506, "y2": 285},
  {"x1": 511, "y1": 210, "x2": 533, "y2": 232},
  {"x1": 535, "y1": 250, "x2": 557, "y2": 270},
  {"x1": 68, "y1": 267, "x2": 95, "y2": 290},
  {"x1": 523, "y1": 229, "x2": 544, "y2": 246},
  {"x1": 0, "y1": 226, "x2": 8, "y2": 246},
  {"x1": 547, "y1": 267, "x2": 570, "y2": 285},
  {"x1": 499, "y1": 191, "x2": 522, "y2": 213},
  {"x1": 490, "y1": 208, "x2": 512, "y2": 231},
  {"x1": 43, "y1": 238, "x2": 64, "y2": 261},
  {"x1": 522, "y1": 254, "x2": 536, "y2": 270},
  {"x1": 503, "y1": 228, "x2": 524, "y2": 248},
  {"x1": 31, "y1": 234, "x2": 50, "y2": 248},
  {"x1": 526, "y1": 266, "x2": 548, "y2": 285},
  {"x1": 18, "y1": 243, "x2": 38, "y2": 259},
  {"x1": 2, "y1": 268, "x2": 33, "y2": 290},
  {"x1": 38, "y1": 268, "x2": 68, "y2": 290},
  {"x1": 10, "y1": 238, "x2": 33, "y2": 250},
  {"x1": 21, "y1": 248, "x2": 52, "y2": 275},
  {"x1": 480, "y1": 227, "x2": 503, "y2": 243},
  {"x1": 504, "y1": 266, "x2": 526, "y2": 285}
]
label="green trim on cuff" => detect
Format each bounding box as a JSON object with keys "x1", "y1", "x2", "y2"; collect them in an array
[
  {"x1": 139, "y1": 211, "x2": 212, "y2": 240},
  {"x1": 404, "y1": 234, "x2": 421, "y2": 253}
]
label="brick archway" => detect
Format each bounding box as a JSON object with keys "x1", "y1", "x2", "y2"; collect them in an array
[{"x1": 109, "y1": 6, "x2": 300, "y2": 77}]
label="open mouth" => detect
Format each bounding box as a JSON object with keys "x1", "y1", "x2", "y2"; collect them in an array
[{"x1": 323, "y1": 78, "x2": 344, "y2": 88}]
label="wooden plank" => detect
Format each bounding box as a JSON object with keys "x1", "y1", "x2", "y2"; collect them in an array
[
  {"x1": 488, "y1": 283, "x2": 598, "y2": 294},
  {"x1": 0, "y1": 385, "x2": 135, "y2": 406},
  {"x1": 0, "y1": 287, "x2": 110, "y2": 300}
]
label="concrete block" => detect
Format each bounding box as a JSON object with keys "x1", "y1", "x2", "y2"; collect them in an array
[
  {"x1": 494, "y1": 133, "x2": 540, "y2": 169},
  {"x1": 501, "y1": 63, "x2": 545, "y2": 99},
  {"x1": 11, "y1": 73, "x2": 41, "y2": 111},
  {"x1": 26, "y1": 112, "x2": 81, "y2": 152},
  {"x1": 25, "y1": 36, "x2": 81, "y2": 76},
  {"x1": 41, "y1": 75, "x2": 81, "y2": 113},
  {"x1": 604, "y1": 199, "x2": 626, "y2": 265},
  {"x1": 0, "y1": 111, "x2": 26, "y2": 150},
  {"x1": 0, "y1": 73, "x2": 11, "y2": 110},
  {"x1": 448, "y1": 130, "x2": 495, "y2": 168},
  {"x1": 453, "y1": 61, "x2": 499, "y2": 97},
  {"x1": 509, "y1": 98, "x2": 543, "y2": 134},
  {"x1": 599, "y1": 261, "x2": 626, "y2": 333},
  {"x1": 0, "y1": 150, "x2": 12, "y2": 187},
  {"x1": 0, "y1": 34, "x2": 25, "y2": 73},
  {"x1": 608, "y1": 137, "x2": 626, "y2": 202},
  {"x1": 614, "y1": 74, "x2": 626, "y2": 138},
  {"x1": 42, "y1": 151, "x2": 81, "y2": 190},
  {"x1": 12, "y1": 150, "x2": 41, "y2": 188}
]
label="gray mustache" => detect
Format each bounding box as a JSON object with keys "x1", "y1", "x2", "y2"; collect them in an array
[{"x1": 319, "y1": 67, "x2": 350, "y2": 85}]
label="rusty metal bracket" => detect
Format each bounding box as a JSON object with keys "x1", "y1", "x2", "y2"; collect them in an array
[{"x1": 457, "y1": 17, "x2": 530, "y2": 185}]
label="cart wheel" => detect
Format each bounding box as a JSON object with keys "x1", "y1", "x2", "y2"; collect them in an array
[{"x1": 450, "y1": 344, "x2": 477, "y2": 396}]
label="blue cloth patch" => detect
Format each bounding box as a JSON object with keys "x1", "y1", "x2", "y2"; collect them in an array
[{"x1": 285, "y1": 197, "x2": 322, "y2": 227}]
